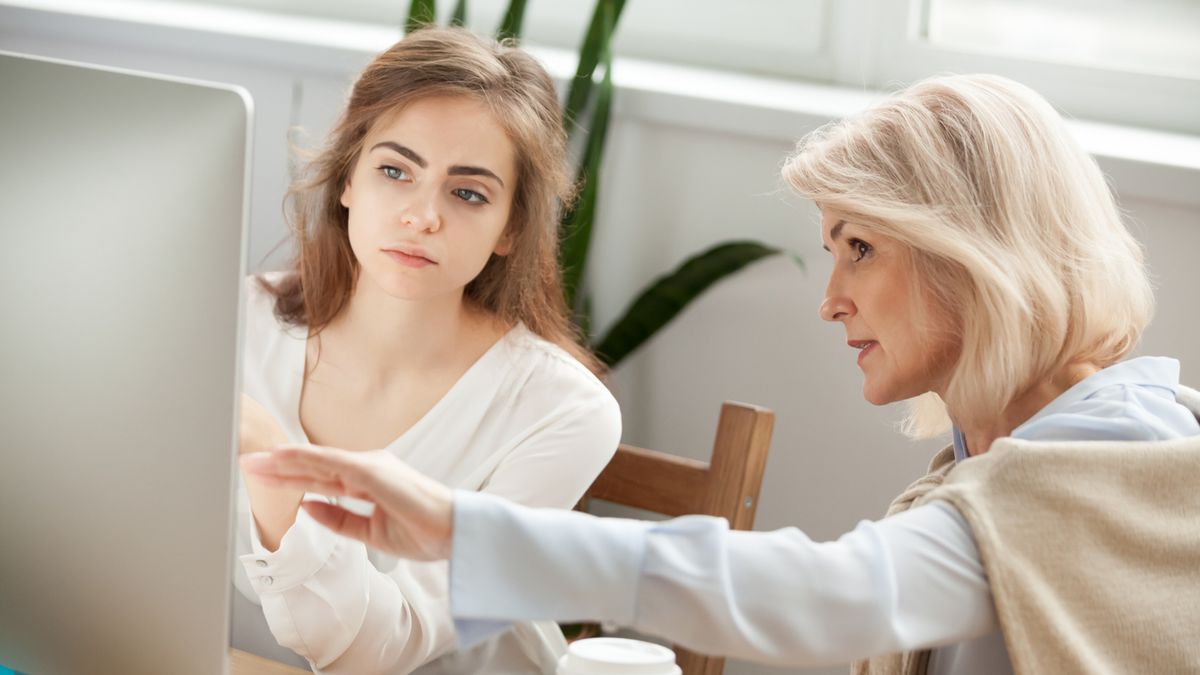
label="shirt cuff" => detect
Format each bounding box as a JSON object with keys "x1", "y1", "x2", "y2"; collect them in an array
[{"x1": 238, "y1": 494, "x2": 339, "y2": 594}]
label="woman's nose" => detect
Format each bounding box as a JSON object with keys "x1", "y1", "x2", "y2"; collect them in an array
[
  {"x1": 400, "y1": 190, "x2": 441, "y2": 233},
  {"x1": 820, "y1": 282, "x2": 855, "y2": 322}
]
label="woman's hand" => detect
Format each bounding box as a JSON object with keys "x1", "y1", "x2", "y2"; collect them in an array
[
  {"x1": 238, "y1": 394, "x2": 303, "y2": 552},
  {"x1": 240, "y1": 446, "x2": 454, "y2": 561}
]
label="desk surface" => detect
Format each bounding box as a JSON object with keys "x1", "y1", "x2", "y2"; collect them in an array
[{"x1": 231, "y1": 648, "x2": 309, "y2": 675}]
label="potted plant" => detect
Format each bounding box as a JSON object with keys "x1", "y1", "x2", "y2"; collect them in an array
[{"x1": 405, "y1": 0, "x2": 797, "y2": 367}]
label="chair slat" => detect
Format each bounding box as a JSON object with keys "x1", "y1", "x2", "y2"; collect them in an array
[{"x1": 587, "y1": 445, "x2": 709, "y2": 516}]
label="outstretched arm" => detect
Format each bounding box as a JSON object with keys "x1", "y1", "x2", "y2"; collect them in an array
[{"x1": 242, "y1": 448, "x2": 999, "y2": 667}]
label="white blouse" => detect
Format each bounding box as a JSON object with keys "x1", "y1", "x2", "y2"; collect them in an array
[{"x1": 231, "y1": 274, "x2": 622, "y2": 674}]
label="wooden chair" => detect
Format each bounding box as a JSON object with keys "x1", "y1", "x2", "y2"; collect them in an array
[{"x1": 581, "y1": 401, "x2": 776, "y2": 675}]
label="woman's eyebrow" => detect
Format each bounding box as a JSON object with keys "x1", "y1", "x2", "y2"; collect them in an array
[
  {"x1": 371, "y1": 141, "x2": 427, "y2": 168},
  {"x1": 370, "y1": 141, "x2": 504, "y2": 187},
  {"x1": 822, "y1": 219, "x2": 847, "y2": 252},
  {"x1": 448, "y1": 165, "x2": 504, "y2": 187}
]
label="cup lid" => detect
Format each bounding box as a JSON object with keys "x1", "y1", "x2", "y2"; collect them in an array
[{"x1": 557, "y1": 637, "x2": 682, "y2": 675}]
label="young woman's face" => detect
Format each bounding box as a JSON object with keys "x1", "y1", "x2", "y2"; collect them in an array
[
  {"x1": 819, "y1": 210, "x2": 959, "y2": 405},
  {"x1": 340, "y1": 95, "x2": 516, "y2": 302}
]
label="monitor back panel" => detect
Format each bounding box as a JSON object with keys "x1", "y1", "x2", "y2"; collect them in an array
[{"x1": 0, "y1": 52, "x2": 251, "y2": 675}]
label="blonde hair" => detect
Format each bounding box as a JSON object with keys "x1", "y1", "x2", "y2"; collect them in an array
[{"x1": 783, "y1": 74, "x2": 1153, "y2": 437}]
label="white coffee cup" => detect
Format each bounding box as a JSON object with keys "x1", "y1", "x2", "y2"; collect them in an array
[{"x1": 556, "y1": 637, "x2": 682, "y2": 675}]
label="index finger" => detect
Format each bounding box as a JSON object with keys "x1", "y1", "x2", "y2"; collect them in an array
[{"x1": 240, "y1": 444, "x2": 361, "y2": 480}]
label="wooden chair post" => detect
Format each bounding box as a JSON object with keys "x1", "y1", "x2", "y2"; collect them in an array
[{"x1": 704, "y1": 402, "x2": 775, "y2": 528}]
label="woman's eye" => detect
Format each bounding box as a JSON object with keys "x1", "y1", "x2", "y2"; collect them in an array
[
  {"x1": 453, "y1": 188, "x2": 488, "y2": 204},
  {"x1": 380, "y1": 165, "x2": 408, "y2": 181},
  {"x1": 850, "y1": 239, "x2": 873, "y2": 262}
]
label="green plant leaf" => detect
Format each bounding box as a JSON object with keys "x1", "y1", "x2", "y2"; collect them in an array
[
  {"x1": 559, "y1": 3, "x2": 616, "y2": 319},
  {"x1": 563, "y1": 0, "x2": 627, "y2": 135},
  {"x1": 592, "y1": 242, "x2": 788, "y2": 368},
  {"x1": 496, "y1": 0, "x2": 529, "y2": 41},
  {"x1": 450, "y1": 0, "x2": 467, "y2": 26},
  {"x1": 405, "y1": 0, "x2": 437, "y2": 33}
]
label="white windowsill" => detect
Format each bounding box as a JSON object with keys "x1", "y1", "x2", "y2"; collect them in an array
[{"x1": 3, "y1": 0, "x2": 1198, "y2": 209}]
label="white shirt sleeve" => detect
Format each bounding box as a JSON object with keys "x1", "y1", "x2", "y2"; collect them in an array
[
  {"x1": 234, "y1": 392, "x2": 622, "y2": 673},
  {"x1": 450, "y1": 492, "x2": 997, "y2": 667}
]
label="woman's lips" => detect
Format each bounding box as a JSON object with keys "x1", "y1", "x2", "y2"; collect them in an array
[
  {"x1": 849, "y1": 340, "x2": 878, "y2": 366},
  {"x1": 384, "y1": 249, "x2": 434, "y2": 268}
]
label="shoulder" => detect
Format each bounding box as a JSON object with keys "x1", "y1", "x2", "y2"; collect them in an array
[
  {"x1": 244, "y1": 272, "x2": 301, "y2": 332},
  {"x1": 498, "y1": 325, "x2": 620, "y2": 424},
  {"x1": 245, "y1": 271, "x2": 283, "y2": 313},
  {"x1": 1016, "y1": 384, "x2": 1200, "y2": 444},
  {"x1": 504, "y1": 326, "x2": 612, "y2": 396},
  {"x1": 242, "y1": 271, "x2": 304, "y2": 363},
  {"x1": 1014, "y1": 357, "x2": 1200, "y2": 443}
]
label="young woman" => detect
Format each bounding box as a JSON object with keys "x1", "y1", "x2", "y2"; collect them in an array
[
  {"x1": 231, "y1": 27, "x2": 621, "y2": 674},
  {"x1": 243, "y1": 74, "x2": 1200, "y2": 674}
]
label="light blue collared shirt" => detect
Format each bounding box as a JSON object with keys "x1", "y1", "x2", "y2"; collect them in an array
[
  {"x1": 952, "y1": 356, "x2": 1199, "y2": 462},
  {"x1": 452, "y1": 356, "x2": 1198, "y2": 673}
]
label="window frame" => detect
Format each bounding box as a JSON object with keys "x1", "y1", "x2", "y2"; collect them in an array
[
  {"x1": 858, "y1": 0, "x2": 1200, "y2": 135},
  {"x1": 26, "y1": 0, "x2": 1200, "y2": 134}
]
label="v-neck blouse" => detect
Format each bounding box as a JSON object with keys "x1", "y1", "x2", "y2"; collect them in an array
[
  {"x1": 231, "y1": 273, "x2": 621, "y2": 674},
  {"x1": 271, "y1": 290, "x2": 525, "y2": 464}
]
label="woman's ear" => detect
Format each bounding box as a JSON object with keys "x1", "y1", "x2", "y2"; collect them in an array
[{"x1": 340, "y1": 180, "x2": 352, "y2": 208}]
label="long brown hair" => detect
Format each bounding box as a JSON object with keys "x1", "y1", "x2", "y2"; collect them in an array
[{"x1": 264, "y1": 27, "x2": 601, "y2": 373}]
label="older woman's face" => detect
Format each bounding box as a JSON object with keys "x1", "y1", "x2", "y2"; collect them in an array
[{"x1": 819, "y1": 210, "x2": 959, "y2": 405}]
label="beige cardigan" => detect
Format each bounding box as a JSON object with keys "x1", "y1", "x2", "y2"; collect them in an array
[{"x1": 854, "y1": 385, "x2": 1200, "y2": 675}]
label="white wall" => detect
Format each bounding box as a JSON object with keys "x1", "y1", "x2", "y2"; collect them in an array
[{"x1": 4, "y1": 4, "x2": 1199, "y2": 674}]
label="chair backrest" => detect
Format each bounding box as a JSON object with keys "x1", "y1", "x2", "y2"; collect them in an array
[{"x1": 584, "y1": 401, "x2": 775, "y2": 675}]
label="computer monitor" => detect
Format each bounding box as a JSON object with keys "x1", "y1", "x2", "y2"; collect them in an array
[{"x1": 0, "y1": 51, "x2": 251, "y2": 675}]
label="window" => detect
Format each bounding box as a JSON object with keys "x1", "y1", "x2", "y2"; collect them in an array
[
  {"x1": 869, "y1": 0, "x2": 1200, "y2": 134},
  {"x1": 924, "y1": 0, "x2": 1199, "y2": 80},
  {"x1": 144, "y1": 0, "x2": 1200, "y2": 133}
]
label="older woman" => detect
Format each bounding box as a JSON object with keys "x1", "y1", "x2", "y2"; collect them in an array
[{"x1": 241, "y1": 74, "x2": 1200, "y2": 674}]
